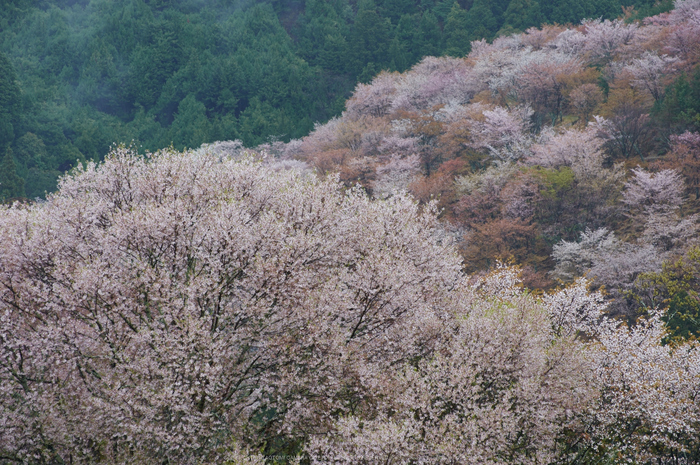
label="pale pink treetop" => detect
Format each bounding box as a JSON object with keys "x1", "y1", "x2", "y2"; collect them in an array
[
  {"x1": 0, "y1": 146, "x2": 462, "y2": 463},
  {"x1": 581, "y1": 19, "x2": 639, "y2": 64},
  {"x1": 623, "y1": 167, "x2": 685, "y2": 213},
  {"x1": 467, "y1": 105, "x2": 534, "y2": 161}
]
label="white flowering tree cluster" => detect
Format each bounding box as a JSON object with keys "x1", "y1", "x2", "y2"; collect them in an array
[
  {"x1": 279, "y1": 0, "x2": 700, "y2": 300},
  {"x1": 0, "y1": 146, "x2": 463, "y2": 463},
  {"x1": 551, "y1": 227, "x2": 663, "y2": 294},
  {"x1": 551, "y1": 165, "x2": 698, "y2": 315},
  {"x1": 1, "y1": 147, "x2": 698, "y2": 464}
]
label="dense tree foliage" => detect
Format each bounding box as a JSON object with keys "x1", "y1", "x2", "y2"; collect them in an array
[
  {"x1": 0, "y1": 51, "x2": 21, "y2": 153},
  {"x1": 0, "y1": 0, "x2": 674, "y2": 199},
  {"x1": 0, "y1": 148, "x2": 25, "y2": 201},
  {"x1": 636, "y1": 246, "x2": 700, "y2": 344},
  {"x1": 2, "y1": 1, "x2": 700, "y2": 461},
  {"x1": 1, "y1": 146, "x2": 698, "y2": 463},
  {"x1": 0, "y1": 0, "x2": 336, "y2": 198},
  {"x1": 290, "y1": 0, "x2": 700, "y2": 321}
]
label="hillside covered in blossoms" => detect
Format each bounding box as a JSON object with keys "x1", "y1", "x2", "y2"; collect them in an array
[
  {"x1": 265, "y1": 0, "x2": 700, "y2": 325},
  {"x1": 1, "y1": 0, "x2": 700, "y2": 464}
]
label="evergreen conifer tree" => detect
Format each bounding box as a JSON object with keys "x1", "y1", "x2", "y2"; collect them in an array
[
  {"x1": 432, "y1": 0, "x2": 456, "y2": 21},
  {"x1": 378, "y1": 0, "x2": 417, "y2": 23},
  {"x1": 394, "y1": 14, "x2": 420, "y2": 65},
  {"x1": 0, "y1": 147, "x2": 25, "y2": 201},
  {"x1": 416, "y1": 11, "x2": 442, "y2": 58},
  {"x1": 0, "y1": 51, "x2": 20, "y2": 150},
  {"x1": 443, "y1": 1, "x2": 471, "y2": 57},
  {"x1": 547, "y1": 0, "x2": 589, "y2": 24},
  {"x1": 465, "y1": 0, "x2": 498, "y2": 40},
  {"x1": 504, "y1": 0, "x2": 544, "y2": 31},
  {"x1": 348, "y1": 9, "x2": 391, "y2": 77}
]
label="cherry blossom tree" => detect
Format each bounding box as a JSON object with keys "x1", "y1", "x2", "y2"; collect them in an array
[
  {"x1": 667, "y1": 0, "x2": 700, "y2": 64},
  {"x1": 306, "y1": 268, "x2": 700, "y2": 464},
  {"x1": 521, "y1": 25, "x2": 566, "y2": 50},
  {"x1": 2, "y1": 144, "x2": 697, "y2": 463},
  {"x1": 657, "y1": 131, "x2": 700, "y2": 197},
  {"x1": 471, "y1": 47, "x2": 538, "y2": 103},
  {"x1": 372, "y1": 153, "x2": 421, "y2": 199},
  {"x1": 525, "y1": 127, "x2": 625, "y2": 235},
  {"x1": 467, "y1": 106, "x2": 534, "y2": 162},
  {"x1": 551, "y1": 227, "x2": 664, "y2": 317},
  {"x1": 581, "y1": 19, "x2": 638, "y2": 65},
  {"x1": 665, "y1": 17, "x2": 700, "y2": 64},
  {"x1": 553, "y1": 28, "x2": 587, "y2": 57},
  {"x1": 528, "y1": 126, "x2": 605, "y2": 169},
  {"x1": 0, "y1": 146, "x2": 463, "y2": 463},
  {"x1": 516, "y1": 56, "x2": 582, "y2": 126},
  {"x1": 585, "y1": 311, "x2": 700, "y2": 460},
  {"x1": 625, "y1": 52, "x2": 679, "y2": 102},
  {"x1": 344, "y1": 71, "x2": 398, "y2": 120},
  {"x1": 623, "y1": 167, "x2": 698, "y2": 251},
  {"x1": 623, "y1": 167, "x2": 685, "y2": 214},
  {"x1": 391, "y1": 56, "x2": 479, "y2": 113},
  {"x1": 592, "y1": 108, "x2": 655, "y2": 160},
  {"x1": 307, "y1": 268, "x2": 599, "y2": 464},
  {"x1": 4, "y1": 6, "x2": 700, "y2": 460},
  {"x1": 551, "y1": 227, "x2": 624, "y2": 282}
]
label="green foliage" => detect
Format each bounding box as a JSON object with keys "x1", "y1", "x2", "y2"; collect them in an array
[
  {"x1": 378, "y1": 0, "x2": 419, "y2": 23},
  {"x1": 238, "y1": 97, "x2": 283, "y2": 146},
  {"x1": 540, "y1": 0, "x2": 623, "y2": 24},
  {"x1": 665, "y1": 290, "x2": 700, "y2": 344},
  {"x1": 534, "y1": 166, "x2": 576, "y2": 200},
  {"x1": 0, "y1": 0, "x2": 668, "y2": 198},
  {"x1": 431, "y1": 0, "x2": 455, "y2": 21},
  {"x1": 652, "y1": 67, "x2": 700, "y2": 133},
  {"x1": 417, "y1": 10, "x2": 442, "y2": 58},
  {"x1": 129, "y1": 23, "x2": 182, "y2": 110},
  {"x1": 443, "y1": 1, "x2": 471, "y2": 57},
  {"x1": 626, "y1": 0, "x2": 674, "y2": 21},
  {"x1": 0, "y1": 51, "x2": 20, "y2": 150},
  {"x1": 0, "y1": 0, "x2": 346, "y2": 195},
  {"x1": 25, "y1": 168, "x2": 61, "y2": 200},
  {"x1": 348, "y1": 9, "x2": 392, "y2": 77},
  {"x1": 635, "y1": 247, "x2": 700, "y2": 345},
  {"x1": 465, "y1": 0, "x2": 499, "y2": 41},
  {"x1": 392, "y1": 13, "x2": 422, "y2": 68},
  {"x1": 0, "y1": 147, "x2": 25, "y2": 201},
  {"x1": 503, "y1": 0, "x2": 544, "y2": 32},
  {"x1": 169, "y1": 94, "x2": 212, "y2": 150},
  {"x1": 296, "y1": 0, "x2": 350, "y2": 73}
]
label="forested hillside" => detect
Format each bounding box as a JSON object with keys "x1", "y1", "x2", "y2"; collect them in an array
[
  {"x1": 0, "y1": 0, "x2": 673, "y2": 199},
  {"x1": 277, "y1": 0, "x2": 700, "y2": 327},
  {"x1": 2, "y1": 2, "x2": 700, "y2": 462},
  {"x1": 1, "y1": 146, "x2": 699, "y2": 464}
]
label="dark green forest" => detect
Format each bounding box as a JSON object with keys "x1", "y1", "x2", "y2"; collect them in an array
[{"x1": 0, "y1": 0, "x2": 672, "y2": 200}]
